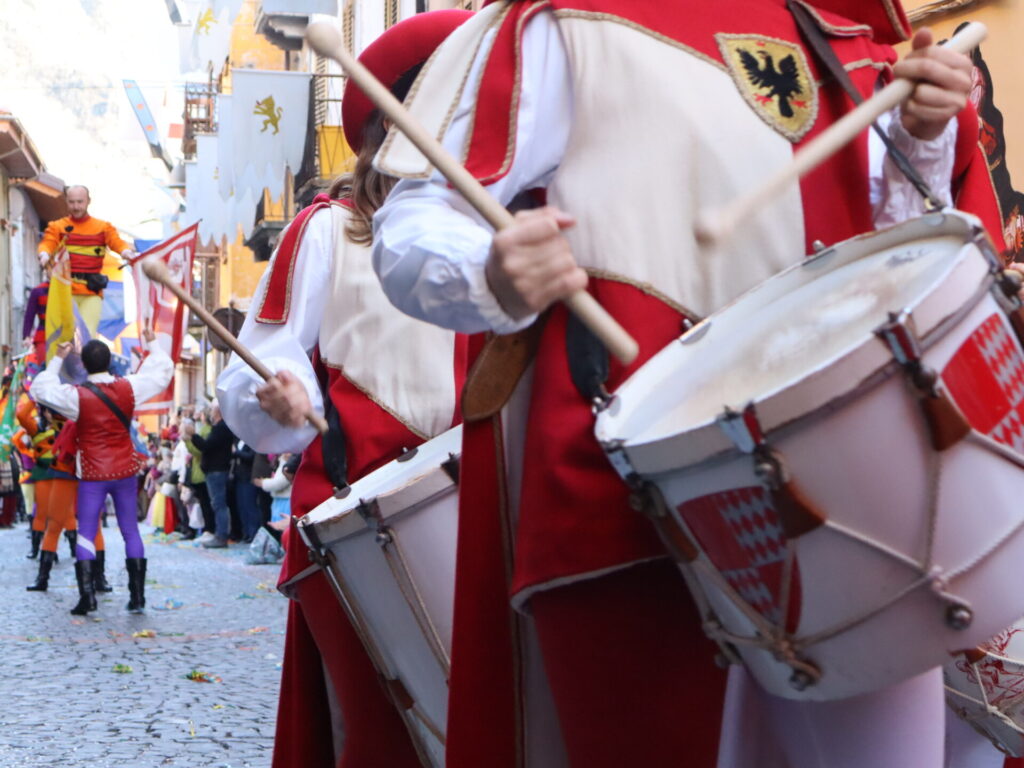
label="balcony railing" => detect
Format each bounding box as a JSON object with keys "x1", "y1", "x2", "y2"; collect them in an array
[{"x1": 183, "y1": 80, "x2": 218, "y2": 159}]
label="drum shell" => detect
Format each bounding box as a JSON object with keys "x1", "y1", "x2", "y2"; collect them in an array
[
  {"x1": 298, "y1": 426, "x2": 462, "y2": 768},
  {"x1": 944, "y1": 622, "x2": 1024, "y2": 758},
  {"x1": 653, "y1": 290, "x2": 1024, "y2": 701}
]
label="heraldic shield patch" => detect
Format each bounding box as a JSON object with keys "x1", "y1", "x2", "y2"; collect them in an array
[{"x1": 717, "y1": 34, "x2": 818, "y2": 143}]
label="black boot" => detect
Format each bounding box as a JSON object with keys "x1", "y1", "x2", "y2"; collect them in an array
[
  {"x1": 26, "y1": 529, "x2": 41, "y2": 559},
  {"x1": 69, "y1": 560, "x2": 97, "y2": 616},
  {"x1": 26, "y1": 550, "x2": 56, "y2": 591},
  {"x1": 93, "y1": 550, "x2": 113, "y2": 593},
  {"x1": 125, "y1": 558, "x2": 146, "y2": 614},
  {"x1": 65, "y1": 530, "x2": 77, "y2": 560}
]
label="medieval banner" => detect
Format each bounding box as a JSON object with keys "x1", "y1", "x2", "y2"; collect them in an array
[
  {"x1": 229, "y1": 69, "x2": 310, "y2": 202},
  {"x1": 128, "y1": 223, "x2": 199, "y2": 414}
]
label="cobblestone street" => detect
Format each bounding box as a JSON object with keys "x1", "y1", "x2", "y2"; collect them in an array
[{"x1": 0, "y1": 522, "x2": 287, "y2": 768}]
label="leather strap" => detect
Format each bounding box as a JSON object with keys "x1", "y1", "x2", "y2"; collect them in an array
[
  {"x1": 81, "y1": 382, "x2": 132, "y2": 435},
  {"x1": 787, "y1": 0, "x2": 945, "y2": 210},
  {"x1": 566, "y1": 309, "x2": 610, "y2": 404},
  {"x1": 461, "y1": 320, "x2": 546, "y2": 422},
  {"x1": 321, "y1": 395, "x2": 349, "y2": 491}
]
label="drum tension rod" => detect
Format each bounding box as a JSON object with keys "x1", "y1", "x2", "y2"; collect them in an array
[
  {"x1": 717, "y1": 404, "x2": 826, "y2": 539},
  {"x1": 876, "y1": 311, "x2": 971, "y2": 452}
]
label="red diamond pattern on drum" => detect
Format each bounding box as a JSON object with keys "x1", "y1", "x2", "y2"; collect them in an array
[
  {"x1": 943, "y1": 313, "x2": 1024, "y2": 452},
  {"x1": 676, "y1": 487, "x2": 801, "y2": 631}
]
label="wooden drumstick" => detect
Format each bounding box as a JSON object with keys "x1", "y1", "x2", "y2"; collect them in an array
[
  {"x1": 305, "y1": 22, "x2": 640, "y2": 366},
  {"x1": 140, "y1": 258, "x2": 329, "y2": 435},
  {"x1": 697, "y1": 21, "x2": 988, "y2": 247}
]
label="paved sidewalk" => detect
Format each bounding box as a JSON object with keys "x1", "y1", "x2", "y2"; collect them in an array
[{"x1": 0, "y1": 522, "x2": 288, "y2": 768}]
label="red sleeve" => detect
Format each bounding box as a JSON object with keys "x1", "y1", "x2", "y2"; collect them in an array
[{"x1": 952, "y1": 103, "x2": 1006, "y2": 259}]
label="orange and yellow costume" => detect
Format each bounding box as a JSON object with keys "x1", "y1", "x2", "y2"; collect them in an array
[{"x1": 37, "y1": 215, "x2": 131, "y2": 336}]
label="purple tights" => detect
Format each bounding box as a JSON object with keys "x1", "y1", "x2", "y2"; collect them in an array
[{"x1": 76, "y1": 476, "x2": 144, "y2": 560}]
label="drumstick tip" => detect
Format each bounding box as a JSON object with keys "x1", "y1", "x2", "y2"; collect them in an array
[
  {"x1": 140, "y1": 258, "x2": 169, "y2": 281},
  {"x1": 305, "y1": 20, "x2": 344, "y2": 59},
  {"x1": 694, "y1": 211, "x2": 725, "y2": 248}
]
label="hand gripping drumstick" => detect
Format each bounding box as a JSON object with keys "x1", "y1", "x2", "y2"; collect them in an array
[
  {"x1": 140, "y1": 258, "x2": 329, "y2": 435},
  {"x1": 305, "y1": 22, "x2": 640, "y2": 366},
  {"x1": 697, "y1": 21, "x2": 988, "y2": 247}
]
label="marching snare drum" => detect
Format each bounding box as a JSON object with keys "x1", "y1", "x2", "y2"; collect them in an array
[
  {"x1": 298, "y1": 426, "x2": 462, "y2": 768},
  {"x1": 946, "y1": 620, "x2": 1024, "y2": 758},
  {"x1": 595, "y1": 210, "x2": 1024, "y2": 701}
]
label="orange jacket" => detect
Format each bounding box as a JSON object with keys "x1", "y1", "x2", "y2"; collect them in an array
[{"x1": 37, "y1": 215, "x2": 130, "y2": 295}]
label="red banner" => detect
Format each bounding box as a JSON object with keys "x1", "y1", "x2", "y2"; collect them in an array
[{"x1": 128, "y1": 223, "x2": 199, "y2": 414}]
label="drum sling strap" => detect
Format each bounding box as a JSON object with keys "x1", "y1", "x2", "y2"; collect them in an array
[{"x1": 786, "y1": 0, "x2": 946, "y2": 211}]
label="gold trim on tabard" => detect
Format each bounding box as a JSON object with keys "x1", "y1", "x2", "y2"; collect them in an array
[{"x1": 717, "y1": 33, "x2": 819, "y2": 144}]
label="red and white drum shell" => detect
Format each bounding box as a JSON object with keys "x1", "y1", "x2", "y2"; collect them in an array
[
  {"x1": 945, "y1": 622, "x2": 1024, "y2": 758},
  {"x1": 297, "y1": 425, "x2": 462, "y2": 768},
  {"x1": 596, "y1": 211, "x2": 1024, "y2": 701}
]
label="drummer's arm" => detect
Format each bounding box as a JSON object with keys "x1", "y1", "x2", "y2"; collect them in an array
[
  {"x1": 216, "y1": 211, "x2": 332, "y2": 455},
  {"x1": 372, "y1": 9, "x2": 577, "y2": 333},
  {"x1": 871, "y1": 29, "x2": 973, "y2": 228}
]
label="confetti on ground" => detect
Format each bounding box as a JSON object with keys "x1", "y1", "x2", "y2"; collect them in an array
[
  {"x1": 211, "y1": 704, "x2": 225, "y2": 710},
  {"x1": 107, "y1": 630, "x2": 126, "y2": 639},
  {"x1": 91, "y1": 617, "x2": 103, "y2": 623},
  {"x1": 112, "y1": 664, "x2": 133, "y2": 674},
  {"x1": 256, "y1": 582, "x2": 274, "y2": 592},
  {"x1": 132, "y1": 629, "x2": 157, "y2": 638},
  {"x1": 159, "y1": 631, "x2": 185, "y2": 637},
  {"x1": 189, "y1": 719, "x2": 196, "y2": 737},
  {"x1": 246, "y1": 626, "x2": 269, "y2": 634},
  {"x1": 153, "y1": 599, "x2": 184, "y2": 611},
  {"x1": 70, "y1": 620, "x2": 84, "y2": 626},
  {"x1": 236, "y1": 593, "x2": 256, "y2": 600},
  {"x1": 23, "y1": 636, "x2": 53, "y2": 643},
  {"x1": 185, "y1": 669, "x2": 222, "y2": 684}
]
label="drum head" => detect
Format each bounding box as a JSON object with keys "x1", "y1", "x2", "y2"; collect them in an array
[{"x1": 597, "y1": 212, "x2": 985, "y2": 462}]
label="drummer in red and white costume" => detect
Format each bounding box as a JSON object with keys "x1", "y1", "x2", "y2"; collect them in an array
[
  {"x1": 216, "y1": 11, "x2": 470, "y2": 768},
  {"x1": 371, "y1": 2, "x2": 1004, "y2": 766}
]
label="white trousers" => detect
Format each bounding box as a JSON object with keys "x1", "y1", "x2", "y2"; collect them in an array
[
  {"x1": 944, "y1": 712, "x2": 1005, "y2": 768},
  {"x1": 718, "y1": 666, "x2": 946, "y2": 768}
]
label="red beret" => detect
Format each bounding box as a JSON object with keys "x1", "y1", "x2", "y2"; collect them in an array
[{"x1": 342, "y1": 9, "x2": 473, "y2": 153}]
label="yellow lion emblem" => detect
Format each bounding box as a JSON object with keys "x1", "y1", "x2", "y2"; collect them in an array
[
  {"x1": 196, "y1": 7, "x2": 216, "y2": 34},
  {"x1": 254, "y1": 96, "x2": 283, "y2": 135}
]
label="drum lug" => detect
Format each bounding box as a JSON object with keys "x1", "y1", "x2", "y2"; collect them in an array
[
  {"x1": 602, "y1": 439, "x2": 640, "y2": 487},
  {"x1": 998, "y1": 268, "x2": 1024, "y2": 300},
  {"x1": 441, "y1": 453, "x2": 460, "y2": 486},
  {"x1": 396, "y1": 446, "x2": 419, "y2": 463},
  {"x1": 357, "y1": 497, "x2": 383, "y2": 527},
  {"x1": 945, "y1": 604, "x2": 974, "y2": 631},
  {"x1": 789, "y1": 668, "x2": 817, "y2": 693},
  {"x1": 591, "y1": 386, "x2": 615, "y2": 415},
  {"x1": 717, "y1": 403, "x2": 765, "y2": 455},
  {"x1": 375, "y1": 527, "x2": 394, "y2": 548}
]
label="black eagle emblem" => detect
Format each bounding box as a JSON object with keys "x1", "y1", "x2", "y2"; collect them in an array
[{"x1": 739, "y1": 48, "x2": 804, "y2": 118}]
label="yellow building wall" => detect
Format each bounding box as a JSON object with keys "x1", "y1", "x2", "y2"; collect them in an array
[
  {"x1": 902, "y1": 1, "x2": 1024, "y2": 190},
  {"x1": 219, "y1": 233, "x2": 267, "y2": 311}
]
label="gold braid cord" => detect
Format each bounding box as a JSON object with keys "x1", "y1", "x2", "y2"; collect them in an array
[{"x1": 908, "y1": 0, "x2": 987, "y2": 25}]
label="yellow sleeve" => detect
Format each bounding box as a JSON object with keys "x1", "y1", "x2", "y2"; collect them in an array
[
  {"x1": 37, "y1": 220, "x2": 64, "y2": 256},
  {"x1": 103, "y1": 220, "x2": 131, "y2": 254}
]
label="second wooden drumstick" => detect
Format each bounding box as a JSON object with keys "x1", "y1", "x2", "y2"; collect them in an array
[
  {"x1": 140, "y1": 258, "x2": 329, "y2": 435},
  {"x1": 697, "y1": 21, "x2": 988, "y2": 247}
]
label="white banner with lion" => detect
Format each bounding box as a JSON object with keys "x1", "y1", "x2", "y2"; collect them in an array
[{"x1": 229, "y1": 69, "x2": 311, "y2": 203}]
